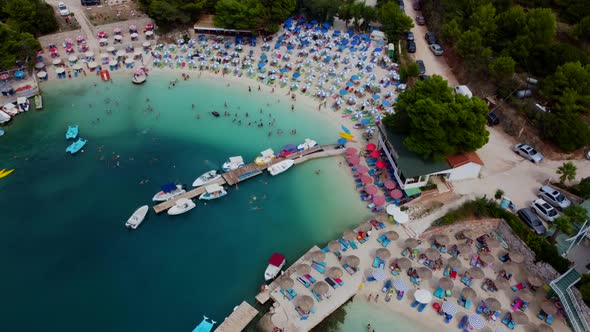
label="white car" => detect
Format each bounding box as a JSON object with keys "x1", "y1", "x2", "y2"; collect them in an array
[
  {"x1": 58, "y1": 2, "x2": 70, "y2": 16},
  {"x1": 513, "y1": 143, "x2": 544, "y2": 163},
  {"x1": 531, "y1": 198, "x2": 559, "y2": 223}
]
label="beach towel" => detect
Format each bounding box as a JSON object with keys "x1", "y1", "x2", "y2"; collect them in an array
[
  {"x1": 334, "y1": 278, "x2": 344, "y2": 286},
  {"x1": 325, "y1": 278, "x2": 338, "y2": 288},
  {"x1": 339, "y1": 238, "x2": 349, "y2": 250}
]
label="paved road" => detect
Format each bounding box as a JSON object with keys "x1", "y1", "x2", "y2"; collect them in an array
[{"x1": 46, "y1": 0, "x2": 100, "y2": 53}]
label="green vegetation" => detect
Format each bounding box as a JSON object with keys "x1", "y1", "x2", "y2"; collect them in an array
[
  {"x1": 383, "y1": 75, "x2": 489, "y2": 160},
  {"x1": 379, "y1": 1, "x2": 413, "y2": 42},
  {"x1": 338, "y1": 1, "x2": 377, "y2": 31},
  {"x1": 301, "y1": 0, "x2": 341, "y2": 24},
  {"x1": 434, "y1": 197, "x2": 571, "y2": 273},
  {"x1": 494, "y1": 189, "x2": 504, "y2": 200},
  {"x1": 578, "y1": 274, "x2": 590, "y2": 306},
  {"x1": 556, "y1": 162, "x2": 577, "y2": 184},
  {"x1": 139, "y1": 0, "x2": 215, "y2": 28},
  {"x1": 554, "y1": 177, "x2": 590, "y2": 199}
]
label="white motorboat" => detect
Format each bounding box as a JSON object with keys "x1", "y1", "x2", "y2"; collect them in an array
[
  {"x1": 192, "y1": 170, "x2": 222, "y2": 187},
  {"x1": 125, "y1": 205, "x2": 149, "y2": 229},
  {"x1": 198, "y1": 184, "x2": 227, "y2": 200},
  {"x1": 152, "y1": 183, "x2": 186, "y2": 202},
  {"x1": 2, "y1": 103, "x2": 18, "y2": 116},
  {"x1": 297, "y1": 138, "x2": 318, "y2": 151},
  {"x1": 17, "y1": 97, "x2": 30, "y2": 112},
  {"x1": 132, "y1": 68, "x2": 147, "y2": 84},
  {"x1": 254, "y1": 148, "x2": 275, "y2": 166},
  {"x1": 268, "y1": 159, "x2": 295, "y2": 176},
  {"x1": 265, "y1": 252, "x2": 286, "y2": 281},
  {"x1": 167, "y1": 198, "x2": 196, "y2": 215},
  {"x1": 222, "y1": 156, "x2": 245, "y2": 172},
  {"x1": 0, "y1": 110, "x2": 11, "y2": 124}
]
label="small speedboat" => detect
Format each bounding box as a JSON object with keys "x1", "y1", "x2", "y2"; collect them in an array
[
  {"x1": 198, "y1": 184, "x2": 227, "y2": 200},
  {"x1": 254, "y1": 148, "x2": 275, "y2": 166},
  {"x1": 125, "y1": 205, "x2": 149, "y2": 229},
  {"x1": 66, "y1": 125, "x2": 79, "y2": 139},
  {"x1": 211, "y1": 111, "x2": 220, "y2": 117},
  {"x1": 152, "y1": 183, "x2": 186, "y2": 202},
  {"x1": 268, "y1": 159, "x2": 294, "y2": 176},
  {"x1": 0, "y1": 169, "x2": 14, "y2": 178},
  {"x1": 0, "y1": 110, "x2": 11, "y2": 124},
  {"x1": 65, "y1": 138, "x2": 87, "y2": 154},
  {"x1": 192, "y1": 170, "x2": 222, "y2": 187},
  {"x1": 167, "y1": 198, "x2": 196, "y2": 215},
  {"x1": 222, "y1": 156, "x2": 244, "y2": 172},
  {"x1": 192, "y1": 316, "x2": 216, "y2": 332},
  {"x1": 2, "y1": 103, "x2": 18, "y2": 116},
  {"x1": 278, "y1": 144, "x2": 297, "y2": 158},
  {"x1": 297, "y1": 138, "x2": 317, "y2": 151},
  {"x1": 265, "y1": 252, "x2": 286, "y2": 281},
  {"x1": 0, "y1": 129, "x2": 4, "y2": 136},
  {"x1": 17, "y1": 97, "x2": 30, "y2": 112}
]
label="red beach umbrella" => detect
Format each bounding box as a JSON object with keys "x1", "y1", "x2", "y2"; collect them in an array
[
  {"x1": 356, "y1": 165, "x2": 369, "y2": 173},
  {"x1": 347, "y1": 155, "x2": 360, "y2": 165},
  {"x1": 365, "y1": 185, "x2": 378, "y2": 195},
  {"x1": 65, "y1": 45, "x2": 73, "y2": 52},
  {"x1": 345, "y1": 147, "x2": 357, "y2": 155},
  {"x1": 373, "y1": 195, "x2": 385, "y2": 206},
  {"x1": 366, "y1": 143, "x2": 376, "y2": 151},
  {"x1": 0, "y1": 74, "x2": 8, "y2": 80},
  {"x1": 390, "y1": 189, "x2": 403, "y2": 199},
  {"x1": 50, "y1": 48, "x2": 58, "y2": 54},
  {"x1": 97, "y1": 31, "x2": 106, "y2": 38},
  {"x1": 375, "y1": 160, "x2": 386, "y2": 169},
  {"x1": 361, "y1": 175, "x2": 373, "y2": 184},
  {"x1": 384, "y1": 180, "x2": 396, "y2": 189},
  {"x1": 370, "y1": 151, "x2": 380, "y2": 158},
  {"x1": 146, "y1": 23, "x2": 154, "y2": 30}
]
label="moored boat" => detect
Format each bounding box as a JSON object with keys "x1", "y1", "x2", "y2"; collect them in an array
[
  {"x1": 0, "y1": 129, "x2": 4, "y2": 136},
  {"x1": 265, "y1": 252, "x2": 286, "y2": 281},
  {"x1": 125, "y1": 205, "x2": 149, "y2": 229},
  {"x1": 66, "y1": 125, "x2": 79, "y2": 139},
  {"x1": 34, "y1": 95, "x2": 43, "y2": 109},
  {"x1": 192, "y1": 316, "x2": 216, "y2": 332},
  {"x1": 254, "y1": 148, "x2": 275, "y2": 166},
  {"x1": 222, "y1": 156, "x2": 244, "y2": 172},
  {"x1": 152, "y1": 183, "x2": 186, "y2": 202},
  {"x1": 167, "y1": 198, "x2": 196, "y2": 215},
  {"x1": 278, "y1": 144, "x2": 297, "y2": 158},
  {"x1": 211, "y1": 111, "x2": 220, "y2": 117},
  {"x1": 268, "y1": 159, "x2": 294, "y2": 176},
  {"x1": 131, "y1": 68, "x2": 147, "y2": 84},
  {"x1": 198, "y1": 184, "x2": 227, "y2": 200},
  {"x1": 0, "y1": 110, "x2": 10, "y2": 124},
  {"x1": 65, "y1": 138, "x2": 87, "y2": 154},
  {"x1": 0, "y1": 169, "x2": 14, "y2": 178},
  {"x1": 297, "y1": 138, "x2": 318, "y2": 151},
  {"x1": 17, "y1": 97, "x2": 30, "y2": 112},
  {"x1": 2, "y1": 103, "x2": 18, "y2": 116},
  {"x1": 192, "y1": 170, "x2": 222, "y2": 187}
]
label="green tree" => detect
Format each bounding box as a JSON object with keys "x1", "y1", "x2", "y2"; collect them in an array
[
  {"x1": 214, "y1": 0, "x2": 262, "y2": 30},
  {"x1": 574, "y1": 16, "x2": 590, "y2": 41},
  {"x1": 456, "y1": 30, "x2": 492, "y2": 70},
  {"x1": 0, "y1": 23, "x2": 40, "y2": 68},
  {"x1": 526, "y1": 8, "x2": 556, "y2": 46},
  {"x1": 385, "y1": 75, "x2": 489, "y2": 160},
  {"x1": 302, "y1": 0, "x2": 341, "y2": 24},
  {"x1": 550, "y1": 216, "x2": 574, "y2": 241},
  {"x1": 379, "y1": 1, "x2": 413, "y2": 42},
  {"x1": 564, "y1": 205, "x2": 588, "y2": 225},
  {"x1": 400, "y1": 62, "x2": 419, "y2": 80},
  {"x1": 470, "y1": 3, "x2": 497, "y2": 46},
  {"x1": 349, "y1": 1, "x2": 377, "y2": 31},
  {"x1": 557, "y1": 162, "x2": 577, "y2": 184},
  {"x1": 541, "y1": 62, "x2": 590, "y2": 113},
  {"x1": 441, "y1": 18, "x2": 462, "y2": 43},
  {"x1": 489, "y1": 56, "x2": 515, "y2": 80},
  {"x1": 2, "y1": 0, "x2": 57, "y2": 36},
  {"x1": 494, "y1": 189, "x2": 504, "y2": 200},
  {"x1": 538, "y1": 111, "x2": 590, "y2": 152}
]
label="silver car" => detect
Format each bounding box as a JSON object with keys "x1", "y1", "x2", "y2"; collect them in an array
[
  {"x1": 430, "y1": 43, "x2": 444, "y2": 56},
  {"x1": 513, "y1": 143, "x2": 544, "y2": 163},
  {"x1": 531, "y1": 198, "x2": 559, "y2": 222},
  {"x1": 538, "y1": 185, "x2": 571, "y2": 210}
]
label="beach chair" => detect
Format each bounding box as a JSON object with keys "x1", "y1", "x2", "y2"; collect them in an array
[
  {"x1": 377, "y1": 234, "x2": 386, "y2": 243},
  {"x1": 502, "y1": 314, "x2": 510, "y2": 325},
  {"x1": 325, "y1": 278, "x2": 338, "y2": 289},
  {"x1": 321, "y1": 247, "x2": 330, "y2": 253},
  {"x1": 511, "y1": 282, "x2": 526, "y2": 291},
  {"x1": 444, "y1": 314, "x2": 453, "y2": 324},
  {"x1": 313, "y1": 260, "x2": 327, "y2": 267},
  {"x1": 458, "y1": 315, "x2": 468, "y2": 329},
  {"x1": 434, "y1": 287, "x2": 445, "y2": 299},
  {"x1": 445, "y1": 289, "x2": 452, "y2": 297},
  {"x1": 304, "y1": 274, "x2": 316, "y2": 283},
  {"x1": 280, "y1": 288, "x2": 294, "y2": 300},
  {"x1": 339, "y1": 238, "x2": 350, "y2": 250},
  {"x1": 381, "y1": 238, "x2": 390, "y2": 247},
  {"x1": 410, "y1": 300, "x2": 420, "y2": 308},
  {"x1": 312, "y1": 290, "x2": 322, "y2": 302},
  {"x1": 372, "y1": 257, "x2": 382, "y2": 268},
  {"x1": 546, "y1": 314, "x2": 553, "y2": 325},
  {"x1": 334, "y1": 278, "x2": 344, "y2": 286},
  {"x1": 444, "y1": 266, "x2": 451, "y2": 277},
  {"x1": 537, "y1": 311, "x2": 546, "y2": 320},
  {"x1": 401, "y1": 249, "x2": 409, "y2": 256},
  {"x1": 311, "y1": 263, "x2": 325, "y2": 274},
  {"x1": 287, "y1": 288, "x2": 297, "y2": 298},
  {"x1": 348, "y1": 240, "x2": 358, "y2": 249},
  {"x1": 343, "y1": 264, "x2": 356, "y2": 275},
  {"x1": 297, "y1": 276, "x2": 310, "y2": 288},
  {"x1": 417, "y1": 303, "x2": 427, "y2": 312}
]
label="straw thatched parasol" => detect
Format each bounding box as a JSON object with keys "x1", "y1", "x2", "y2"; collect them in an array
[
  {"x1": 434, "y1": 234, "x2": 450, "y2": 245},
  {"x1": 328, "y1": 267, "x2": 343, "y2": 279},
  {"x1": 270, "y1": 311, "x2": 289, "y2": 329},
  {"x1": 486, "y1": 237, "x2": 500, "y2": 248},
  {"x1": 277, "y1": 276, "x2": 294, "y2": 289},
  {"x1": 528, "y1": 275, "x2": 544, "y2": 287},
  {"x1": 343, "y1": 229, "x2": 356, "y2": 241},
  {"x1": 537, "y1": 324, "x2": 553, "y2": 332},
  {"x1": 447, "y1": 257, "x2": 462, "y2": 269},
  {"x1": 484, "y1": 298, "x2": 501, "y2": 311},
  {"x1": 358, "y1": 221, "x2": 372, "y2": 232},
  {"x1": 376, "y1": 248, "x2": 391, "y2": 260},
  {"x1": 313, "y1": 281, "x2": 329, "y2": 295},
  {"x1": 293, "y1": 264, "x2": 311, "y2": 275},
  {"x1": 405, "y1": 238, "x2": 420, "y2": 248},
  {"x1": 510, "y1": 252, "x2": 524, "y2": 264},
  {"x1": 397, "y1": 257, "x2": 411, "y2": 269},
  {"x1": 425, "y1": 248, "x2": 441, "y2": 260},
  {"x1": 457, "y1": 244, "x2": 471, "y2": 254},
  {"x1": 464, "y1": 230, "x2": 478, "y2": 239},
  {"x1": 328, "y1": 240, "x2": 341, "y2": 252},
  {"x1": 297, "y1": 295, "x2": 314, "y2": 312},
  {"x1": 385, "y1": 231, "x2": 399, "y2": 241},
  {"x1": 311, "y1": 250, "x2": 325, "y2": 262},
  {"x1": 468, "y1": 267, "x2": 485, "y2": 279},
  {"x1": 344, "y1": 255, "x2": 360, "y2": 268},
  {"x1": 494, "y1": 278, "x2": 510, "y2": 289},
  {"x1": 511, "y1": 311, "x2": 529, "y2": 324},
  {"x1": 417, "y1": 267, "x2": 433, "y2": 279},
  {"x1": 461, "y1": 287, "x2": 477, "y2": 300},
  {"x1": 502, "y1": 262, "x2": 519, "y2": 274},
  {"x1": 438, "y1": 277, "x2": 454, "y2": 290},
  {"x1": 479, "y1": 253, "x2": 495, "y2": 265},
  {"x1": 541, "y1": 301, "x2": 557, "y2": 315},
  {"x1": 519, "y1": 290, "x2": 535, "y2": 302}
]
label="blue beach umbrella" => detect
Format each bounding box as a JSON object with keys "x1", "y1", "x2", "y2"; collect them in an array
[
  {"x1": 323, "y1": 22, "x2": 330, "y2": 29},
  {"x1": 287, "y1": 44, "x2": 295, "y2": 51},
  {"x1": 324, "y1": 56, "x2": 331, "y2": 62},
  {"x1": 292, "y1": 72, "x2": 301, "y2": 79},
  {"x1": 372, "y1": 94, "x2": 380, "y2": 99},
  {"x1": 341, "y1": 39, "x2": 349, "y2": 45},
  {"x1": 260, "y1": 54, "x2": 267, "y2": 61},
  {"x1": 311, "y1": 20, "x2": 318, "y2": 25},
  {"x1": 337, "y1": 138, "x2": 348, "y2": 145},
  {"x1": 321, "y1": 28, "x2": 329, "y2": 34},
  {"x1": 351, "y1": 75, "x2": 360, "y2": 81},
  {"x1": 280, "y1": 67, "x2": 288, "y2": 73},
  {"x1": 361, "y1": 119, "x2": 370, "y2": 125},
  {"x1": 374, "y1": 48, "x2": 382, "y2": 53},
  {"x1": 382, "y1": 100, "x2": 391, "y2": 107},
  {"x1": 274, "y1": 42, "x2": 282, "y2": 49},
  {"x1": 14, "y1": 71, "x2": 25, "y2": 79},
  {"x1": 340, "y1": 89, "x2": 349, "y2": 95},
  {"x1": 346, "y1": 81, "x2": 354, "y2": 87}
]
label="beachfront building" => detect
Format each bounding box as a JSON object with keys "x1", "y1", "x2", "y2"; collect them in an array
[{"x1": 376, "y1": 125, "x2": 483, "y2": 191}]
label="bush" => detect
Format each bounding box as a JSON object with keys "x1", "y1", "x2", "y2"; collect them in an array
[
  {"x1": 578, "y1": 274, "x2": 590, "y2": 306},
  {"x1": 537, "y1": 111, "x2": 590, "y2": 152}
]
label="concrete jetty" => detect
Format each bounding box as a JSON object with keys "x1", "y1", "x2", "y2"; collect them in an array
[{"x1": 214, "y1": 301, "x2": 258, "y2": 332}]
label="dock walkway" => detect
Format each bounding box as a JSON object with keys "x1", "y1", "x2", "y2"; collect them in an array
[{"x1": 214, "y1": 301, "x2": 258, "y2": 332}]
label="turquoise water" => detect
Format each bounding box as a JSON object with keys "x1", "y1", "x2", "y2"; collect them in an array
[{"x1": 0, "y1": 74, "x2": 370, "y2": 331}]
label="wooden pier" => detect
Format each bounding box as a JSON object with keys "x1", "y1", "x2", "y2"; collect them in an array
[
  {"x1": 214, "y1": 301, "x2": 258, "y2": 332},
  {"x1": 152, "y1": 145, "x2": 345, "y2": 213}
]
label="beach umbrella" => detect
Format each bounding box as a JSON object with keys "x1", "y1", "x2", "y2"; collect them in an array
[
  {"x1": 360, "y1": 175, "x2": 373, "y2": 184},
  {"x1": 328, "y1": 240, "x2": 341, "y2": 253},
  {"x1": 337, "y1": 138, "x2": 348, "y2": 145},
  {"x1": 277, "y1": 276, "x2": 294, "y2": 289},
  {"x1": 376, "y1": 248, "x2": 391, "y2": 260},
  {"x1": 457, "y1": 244, "x2": 471, "y2": 255},
  {"x1": 358, "y1": 221, "x2": 372, "y2": 232},
  {"x1": 447, "y1": 257, "x2": 461, "y2": 269},
  {"x1": 541, "y1": 301, "x2": 557, "y2": 315},
  {"x1": 484, "y1": 298, "x2": 501, "y2": 311},
  {"x1": 344, "y1": 255, "x2": 360, "y2": 268},
  {"x1": 373, "y1": 195, "x2": 385, "y2": 206},
  {"x1": 397, "y1": 258, "x2": 412, "y2": 269},
  {"x1": 384, "y1": 180, "x2": 396, "y2": 189},
  {"x1": 35, "y1": 62, "x2": 45, "y2": 69},
  {"x1": 537, "y1": 324, "x2": 553, "y2": 332},
  {"x1": 502, "y1": 262, "x2": 519, "y2": 274},
  {"x1": 511, "y1": 311, "x2": 529, "y2": 325},
  {"x1": 364, "y1": 185, "x2": 378, "y2": 195},
  {"x1": 461, "y1": 287, "x2": 477, "y2": 300},
  {"x1": 414, "y1": 289, "x2": 432, "y2": 304},
  {"x1": 509, "y1": 252, "x2": 524, "y2": 264},
  {"x1": 343, "y1": 229, "x2": 356, "y2": 241},
  {"x1": 375, "y1": 160, "x2": 386, "y2": 169},
  {"x1": 297, "y1": 295, "x2": 314, "y2": 312},
  {"x1": 393, "y1": 279, "x2": 408, "y2": 291},
  {"x1": 347, "y1": 155, "x2": 360, "y2": 165},
  {"x1": 55, "y1": 67, "x2": 65, "y2": 74},
  {"x1": 479, "y1": 253, "x2": 495, "y2": 265},
  {"x1": 369, "y1": 151, "x2": 380, "y2": 158},
  {"x1": 345, "y1": 147, "x2": 357, "y2": 155},
  {"x1": 36, "y1": 71, "x2": 47, "y2": 78},
  {"x1": 494, "y1": 278, "x2": 510, "y2": 289},
  {"x1": 417, "y1": 267, "x2": 432, "y2": 279},
  {"x1": 52, "y1": 58, "x2": 62, "y2": 65},
  {"x1": 519, "y1": 290, "x2": 535, "y2": 302},
  {"x1": 425, "y1": 248, "x2": 441, "y2": 260},
  {"x1": 442, "y1": 301, "x2": 457, "y2": 315},
  {"x1": 434, "y1": 234, "x2": 450, "y2": 245},
  {"x1": 404, "y1": 238, "x2": 420, "y2": 248},
  {"x1": 390, "y1": 189, "x2": 403, "y2": 199},
  {"x1": 385, "y1": 231, "x2": 399, "y2": 241},
  {"x1": 310, "y1": 250, "x2": 325, "y2": 262},
  {"x1": 372, "y1": 268, "x2": 386, "y2": 281},
  {"x1": 468, "y1": 315, "x2": 485, "y2": 330},
  {"x1": 528, "y1": 275, "x2": 544, "y2": 287},
  {"x1": 366, "y1": 143, "x2": 376, "y2": 151},
  {"x1": 314, "y1": 281, "x2": 330, "y2": 295},
  {"x1": 87, "y1": 61, "x2": 98, "y2": 69},
  {"x1": 356, "y1": 165, "x2": 369, "y2": 173},
  {"x1": 438, "y1": 277, "x2": 454, "y2": 290},
  {"x1": 328, "y1": 267, "x2": 343, "y2": 279},
  {"x1": 463, "y1": 230, "x2": 478, "y2": 239},
  {"x1": 468, "y1": 267, "x2": 484, "y2": 279},
  {"x1": 486, "y1": 237, "x2": 500, "y2": 248},
  {"x1": 294, "y1": 264, "x2": 311, "y2": 275}
]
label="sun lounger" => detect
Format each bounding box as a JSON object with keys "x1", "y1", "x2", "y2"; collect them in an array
[
  {"x1": 417, "y1": 303, "x2": 427, "y2": 312},
  {"x1": 444, "y1": 314, "x2": 453, "y2": 324},
  {"x1": 434, "y1": 287, "x2": 444, "y2": 299},
  {"x1": 312, "y1": 289, "x2": 322, "y2": 302},
  {"x1": 334, "y1": 278, "x2": 344, "y2": 286},
  {"x1": 325, "y1": 277, "x2": 338, "y2": 288},
  {"x1": 313, "y1": 260, "x2": 327, "y2": 267},
  {"x1": 444, "y1": 266, "x2": 451, "y2": 277},
  {"x1": 297, "y1": 276, "x2": 310, "y2": 288},
  {"x1": 372, "y1": 257, "x2": 382, "y2": 268},
  {"x1": 339, "y1": 238, "x2": 349, "y2": 250},
  {"x1": 295, "y1": 306, "x2": 308, "y2": 320},
  {"x1": 348, "y1": 240, "x2": 358, "y2": 249},
  {"x1": 287, "y1": 288, "x2": 297, "y2": 298},
  {"x1": 280, "y1": 288, "x2": 294, "y2": 300},
  {"x1": 343, "y1": 263, "x2": 357, "y2": 275},
  {"x1": 377, "y1": 234, "x2": 386, "y2": 243},
  {"x1": 546, "y1": 314, "x2": 553, "y2": 325},
  {"x1": 538, "y1": 312, "x2": 546, "y2": 320},
  {"x1": 311, "y1": 263, "x2": 325, "y2": 274},
  {"x1": 458, "y1": 315, "x2": 468, "y2": 329},
  {"x1": 397, "y1": 290, "x2": 404, "y2": 300},
  {"x1": 410, "y1": 300, "x2": 420, "y2": 308},
  {"x1": 321, "y1": 247, "x2": 330, "y2": 253},
  {"x1": 381, "y1": 238, "x2": 390, "y2": 247},
  {"x1": 445, "y1": 289, "x2": 452, "y2": 297},
  {"x1": 304, "y1": 274, "x2": 316, "y2": 283}
]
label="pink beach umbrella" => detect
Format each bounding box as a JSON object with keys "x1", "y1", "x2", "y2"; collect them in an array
[
  {"x1": 76, "y1": 35, "x2": 84, "y2": 42},
  {"x1": 355, "y1": 165, "x2": 369, "y2": 173},
  {"x1": 98, "y1": 31, "x2": 106, "y2": 38},
  {"x1": 146, "y1": 23, "x2": 154, "y2": 30},
  {"x1": 65, "y1": 45, "x2": 73, "y2": 52},
  {"x1": 370, "y1": 151, "x2": 380, "y2": 158},
  {"x1": 375, "y1": 160, "x2": 386, "y2": 169},
  {"x1": 129, "y1": 24, "x2": 137, "y2": 32},
  {"x1": 384, "y1": 180, "x2": 397, "y2": 189},
  {"x1": 0, "y1": 74, "x2": 8, "y2": 81},
  {"x1": 366, "y1": 143, "x2": 376, "y2": 151},
  {"x1": 361, "y1": 175, "x2": 373, "y2": 185},
  {"x1": 347, "y1": 155, "x2": 360, "y2": 165},
  {"x1": 50, "y1": 48, "x2": 58, "y2": 54},
  {"x1": 365, "y1": 185, "x2": 378, "y2": 195},
  {"x1": 114, "y1": 27, "x2": 121, "y2": 34},
  {"x1": 373, "y1": 195, "x2": 385, "y2": 206},
  {"x1": 390, "y1": 189, "x2": 403, "y2": 199},
  {"x1": 64, "y1": 38, "x2": 73, "y2": 45},
  {"x1": 345, "y1": 147, "x2": 357, "y2": 155}
]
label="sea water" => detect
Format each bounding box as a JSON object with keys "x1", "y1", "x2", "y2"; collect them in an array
[{"x1": 0, "y1": 73, "x2": 376, "y2": 331}]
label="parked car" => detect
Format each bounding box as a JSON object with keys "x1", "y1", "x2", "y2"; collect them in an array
[
  {"x1": 413, "y1": 1, "x2": 422, "y2": 10},
  {"x1": 531, "y1": 198, "x2": 559, "y2": 222},
  {"x1": 430, "y1": 43, "x2": 444, "y2": 56},
  {"x1": 486, "y1": 112, "x2": 499, "y2": 126},
  {"x1": 81, "y1": 0, "x2": 101, "y2": 5},
  {"x1": 513, "y1": 143, "x2": 544, "y2": 163},
  {"x1": 406, "y1": 31, "x2": 414, "y2": 41},
  {"x1": 538, "y1": 185, "x2": 571, "y2": 210},
  {"x1": 416, "y1": 15, "x2": 426, "y2": 25},
  {"x1": 407, "y1": 41, "x2": 416, "y2": 53},
  {"x1": 58, "y1": 2, "x2": 70, "y2": 16},
  {"x1": 416, "y1": 60, "x2": 425, "y2": 75},
  {"x1": 425, "y1": 32, "x2": 437, "y2": 45},
  {"x1": 517, "y1": 208, "x2": 547, "y2": 235},
  {"x1": 418, "y1": 74, "x2": 430, "y2": 81}
]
